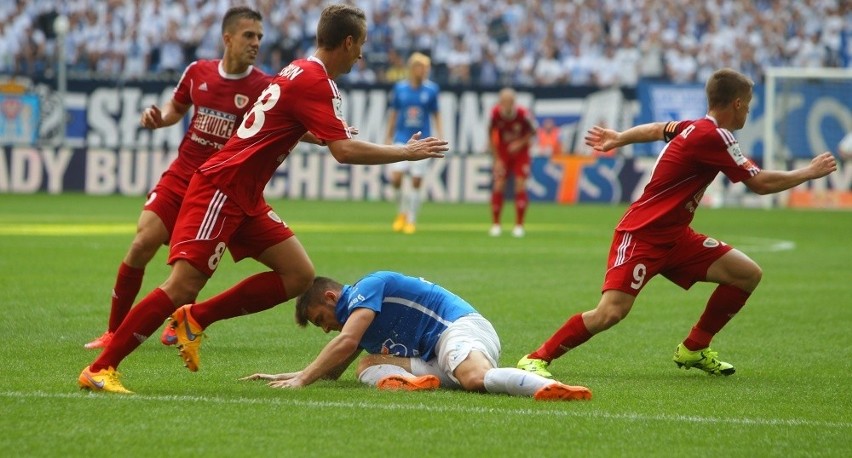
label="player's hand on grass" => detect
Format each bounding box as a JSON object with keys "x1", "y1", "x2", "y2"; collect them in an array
[
  {"x1": 404, "y1": 131, "x2": 448, "y2": 160},
  {"x1": 239, "y1": 371, "x2": 301, "y2": 382},
  {"x1": 268, "y1": 376, "x2": 308, "y2": 389}
]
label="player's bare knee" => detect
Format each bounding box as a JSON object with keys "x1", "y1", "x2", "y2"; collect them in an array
[
  {"x1": 126, "y1": 236, "x2": 160, "y2": 264},
  {"x1": 600, "y1": 309, "x2": 627, "y2": 328},
  {"x1": 284, "y1": 267, "x2": 316, "y2": 298},
  {"x1": 588, "y1": 306, "x2": 628, "y2": 330},
  {"x1": 746, "y1": 264, "x2": 763, "y2": 289},
  {"x1": 160, "y1": 283, "x2": 200, "y2": 307},
  {"x1": 456, "y1": 371, "x2": 487, "y2": 392},
  {"x1": 733, "y1": 261, "x2": 763, "y2": 291}
]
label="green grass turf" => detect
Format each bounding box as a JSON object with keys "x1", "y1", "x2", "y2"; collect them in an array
[{"x1": 0, "y1": 193, "x2": 850, "y2": 457}]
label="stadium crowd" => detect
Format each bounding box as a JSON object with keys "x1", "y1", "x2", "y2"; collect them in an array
[{"x1": 1, "y1": 0, "x2": 850, "y2": 87}]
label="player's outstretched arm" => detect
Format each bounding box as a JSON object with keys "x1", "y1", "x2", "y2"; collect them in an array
[
  {"x1": 744, "y1": 152, "x2": 837, "y2": 195},
  {"x1": 327, "y1": 132, "x2": 447, "y2": 165},
  {"x1": 300, "y1": 126, "x2": 358, "y2": 145},
  {"x1": 585, "y1": 122, "x2": 667, "y2": 153},
  {"x1": 267, "y1": 309, "x2": 374, "y2": 389}
]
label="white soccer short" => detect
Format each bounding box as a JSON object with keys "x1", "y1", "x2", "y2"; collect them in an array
[
  {"x1": 410, "y1": 314, "x2": 501, "y2": 388},
  {"x1": 388, "y1": 143, "x2": 430, "y2": 177}
]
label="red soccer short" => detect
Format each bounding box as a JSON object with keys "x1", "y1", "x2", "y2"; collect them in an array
[
  {"x1": 496, "y1": 151, "x2": 531, "y2": 180},
  {"x1": 167, "y1": 173, "x2": 295, "y2": 277},
  {"x1": 143, "y1": 171, "x2": 190, "y2": 238},
  {"x1": 602, "y1": 227, "x2": 734, "y2": 295}
]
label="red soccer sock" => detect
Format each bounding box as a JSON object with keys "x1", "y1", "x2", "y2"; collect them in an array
[
  {"x1": 190, "y1": 271, "x2": 288, "y2": 329},
  {"x1": 491, "y1": 190, "x2": 504, "y2": 224},
  {"x1": 515, "y1": 190, "x2": 528, "y2": 226},
  {"x1": 529, "y1": 313, "x2": 593, "y2": 362},
  {"x1": 91, "y1": 288, "x2": 176, "y2": 372},
  {"x1": 683, "y1": 285, "x2": 750, "y2": 351},
  {"x1": 107, "y1": 262, "x2": 145, "y2": 332}
]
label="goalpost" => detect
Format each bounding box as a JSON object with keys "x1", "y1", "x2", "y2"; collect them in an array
[{"x1": 762, "y1": 67, "x2": 852, "y2": 208}]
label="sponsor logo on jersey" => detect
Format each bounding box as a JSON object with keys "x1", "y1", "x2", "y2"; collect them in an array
[
  {"x1": 199, "y1": 82, "x2": 208, "y2": 91},
  {"x1": 193, "y1": 107, "x2": 237, "y2": 138},
  {"x1": 234, "y1": 94, "x2": 249, "y2": 109}
]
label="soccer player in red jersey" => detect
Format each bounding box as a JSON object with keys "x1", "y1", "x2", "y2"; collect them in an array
[
  {"x1": 487, "y1": 87, "x2": 537, "y2": 238},
  {"x1": 84, "y1": 7, "x2": 271, "y2": 350},
  {"x1": 517, "y1": 68, "x2": 837, "y2": 378},
  {"x1": 78, "y1": 3, "x2": 449, "y2": 393}
]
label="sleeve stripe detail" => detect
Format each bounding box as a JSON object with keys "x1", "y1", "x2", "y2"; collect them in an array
[
  {"x1": 327, "y1": 79, "x2": 340, "y2": 98},
  {"x1": 715, "y1": 128, "x2": 737, "y2": 146}
]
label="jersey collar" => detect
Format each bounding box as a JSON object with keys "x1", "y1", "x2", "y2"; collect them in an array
[
  {"x1": 307, "y1": 56, "x2": 329, "y2": 76},
  {"x1": 217, "y1": 60, "x2": 254, "y2": 79}
]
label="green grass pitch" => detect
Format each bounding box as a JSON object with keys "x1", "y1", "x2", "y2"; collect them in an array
[{"x1": 0, "y1": 193, "x2": 850, "y2": 457}]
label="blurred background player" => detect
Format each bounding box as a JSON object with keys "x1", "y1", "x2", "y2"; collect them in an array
[
  {"x1": 385, "y1": 52, "x2": 443, "y2": 235},
  {"x1": 84, "y1": 6, "x2": 270, "y2": 349},
  {"x1": 487, "y1": 87, "x2": 537, "y2": 238},
  {"x1": 78, "y1": 3, "x2": 449, "y2": 394},
  {"x1": 516, "y1": 69, "x2": 837, "y2": 379},
  {"x1": 241, "y1": 272, "x2": 591, "y2": 401}
]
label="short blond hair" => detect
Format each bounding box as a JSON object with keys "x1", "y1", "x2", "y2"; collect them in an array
[{"x1": 408, "y1": 52, "x2": 431, "y2": 68}]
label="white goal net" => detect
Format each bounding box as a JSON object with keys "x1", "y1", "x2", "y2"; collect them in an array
[{"x1": 763, "y1": 67, "x2": 852, "y2": 208}]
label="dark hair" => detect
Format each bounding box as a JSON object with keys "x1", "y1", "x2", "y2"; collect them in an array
[
  {"x1": 295, "y1": 276, "x2": 343, "y2": 327},
  {"x1": 316, "y1": 4, "x2": 366, "y2": 50},
  {"x1": 705, "y1": 68, "x2": 753, "y2": 109},
  {"x1": 221, "y1": 6, "x2": 262, "y2": 34}
]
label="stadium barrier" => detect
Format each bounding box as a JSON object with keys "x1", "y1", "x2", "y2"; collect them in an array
[{"x1": 1, "y1": 77, "x2": 848, "y2": 207}]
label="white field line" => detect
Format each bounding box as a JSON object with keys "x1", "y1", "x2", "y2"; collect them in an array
[{"x1": 1, "y1": 390, "x2": 848, "y2": 429}]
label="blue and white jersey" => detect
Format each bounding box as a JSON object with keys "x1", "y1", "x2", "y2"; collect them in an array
[
  {"x1": 388, "y1": 80, "x2": 440, "y2": 143},
  {"x1": 335, "y1": 271, "x2": 476, "y2": 361}
]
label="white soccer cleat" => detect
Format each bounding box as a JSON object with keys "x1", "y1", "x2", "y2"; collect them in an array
[
  {"x1": 512, "y1": 225, "x2": 525, "y2": 238},
  {"x1": 489, "y1": 224, "x2": 501, "y2": 237}
]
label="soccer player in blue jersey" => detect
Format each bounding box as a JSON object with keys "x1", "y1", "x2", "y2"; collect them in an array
[
  {"x1": 241, "y1": 272, "x2": 591, "y2": 401},
  {"x1": 385, "y1": 53, "x2": 444, "y2": 234}
]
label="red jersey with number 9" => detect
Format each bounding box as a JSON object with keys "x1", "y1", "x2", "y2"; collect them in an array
[
  {"x1": 616, "y1": 116, "x2": 761, "y2": 240},
  {"x1": 199, "y1": 57, "x2": 352, "y2": 215}
]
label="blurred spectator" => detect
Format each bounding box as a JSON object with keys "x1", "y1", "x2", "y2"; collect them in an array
[
  {"x1": 384, "y1": 48, "x2": 407, "y2": 83},
  {"x1": 533, "y1": 42, "x2": 564, "y2": 86},
  {"x1": 446, "y1": 35, "x2": 473, "y2": 85},
  {"x1": 156, "y1": 20, "x2": 185, "y2": 76},
  {"x1": 477, "y1": 46, "x2": 500, "y2": 87},
  {"x1": 3, "y1": 0, "x2": 848, "y2": 87},
  {"x1": 592, "y1": 45, "x2": 620, "y2": 88}
]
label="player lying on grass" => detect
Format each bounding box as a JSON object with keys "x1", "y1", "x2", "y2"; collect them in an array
[{"x1": 241, "y1": 272, "x2": 592, "y2": 401}]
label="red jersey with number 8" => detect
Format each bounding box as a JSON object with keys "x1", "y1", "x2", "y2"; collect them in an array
[{"x1": 199, "y1": 57, "x2": 352, "y2": 215}]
